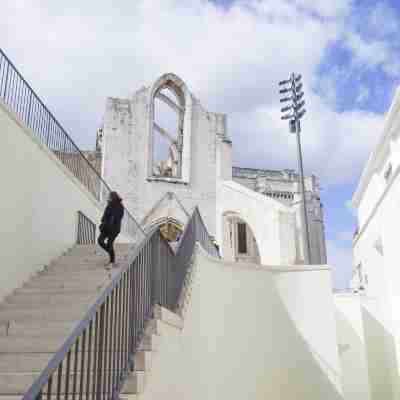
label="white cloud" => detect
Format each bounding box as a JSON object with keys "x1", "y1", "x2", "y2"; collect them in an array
[
  {"x1": 0, "y1": 0, "x2": 384, "y2": 187},
  {"x1": 343, "y1": 31, "x2": 400, "y2": 77},
  {"x1": 293, "y1": 0, "x2": 352, "y2": 19}
]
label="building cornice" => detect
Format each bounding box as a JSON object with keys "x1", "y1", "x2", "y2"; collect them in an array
[{"x1": 352, "y1": 86, "x2": 400, "y2": 208}]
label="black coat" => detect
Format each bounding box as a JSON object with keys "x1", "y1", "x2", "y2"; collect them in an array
[{"x1": 100, "y1": 200, "x2": 124, "y2": 234}]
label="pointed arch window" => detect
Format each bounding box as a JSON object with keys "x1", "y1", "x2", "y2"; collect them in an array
[{"x1": 148, "y1": 74, "x2": 192, "y2": 183}]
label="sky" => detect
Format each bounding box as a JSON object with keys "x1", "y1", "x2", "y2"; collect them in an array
[{"x1": 2, "y1": 0, "x2": 399, "y2": 288}]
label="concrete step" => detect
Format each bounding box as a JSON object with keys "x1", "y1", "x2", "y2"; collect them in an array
[
  {"x1": 0, "y1": 321, "x2": 77, "y2": 337},
  {"x1": 22, "y1": 277, "x2": 108, "y2": 290},
  {"x1": 57, "y1": 252, "x2": 130, "y2": 264},
  {"x1": 0, "y1": 372, "x2": 111, "y2": 395},
  {"x1": 48, "y1": 256, "x2": 128, "y2": 269},
  {"x1": 4, "y1": 292, "x2": 94, "y2": 307},
  {"x1": 70, "y1": 244, "x2": 132, "y2": 255},
  {"x1": 133, "y1": 351, "x2": 152, "y2": 372},
  {"x1": 35, "y1": 268, "x2": 110, "y2": 279},
  {"x1": 0, "y1": 373, "x2": 37, "y2": 395},
  {"x1": 144, "y1": 319, "x2": 163, "y2": 336},
  {"x1": 153, "y1": 305, "x2": 183, "y2": 329},
  {"x1": 121, "y1": 371, "x2": 146, "y2": 394},
  {"x1": 0, "y1": 353, "x2": 53, "y2": 373},
  {"x1": 138, "y1": 335, "x2": 160, "y2": 352},
  {"x1": 0, "y1": 304, "x2": 90, "y2": 324},
  {"x1": 12, "y1": 286, "x2": 100, "y2": 296},
  {"x1": 25, "y1": 273, "x2": 110, "y2": 287}
]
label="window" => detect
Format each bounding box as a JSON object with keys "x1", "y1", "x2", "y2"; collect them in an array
[
  {"x1": 237, "y1": 223, "x2": 247, "y2": 254},
  {"x1": 148, "y1": 74, "x2": 192, "y2": 183},
  {"x1": 152, "y1": 85, "x2": 184, "y2": 178}
]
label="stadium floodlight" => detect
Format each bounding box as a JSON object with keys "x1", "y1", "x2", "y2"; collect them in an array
[{"x1": 278, "y1": 73, "x2": 311, "y2": 265}]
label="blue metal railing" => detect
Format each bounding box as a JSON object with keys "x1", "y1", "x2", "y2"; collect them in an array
[{"x1": 22, "y1": 207, "x2": 219, "y2": 400}]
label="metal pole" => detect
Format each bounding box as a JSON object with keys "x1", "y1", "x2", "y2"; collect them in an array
[
  {"x1": 295, "y1": 118, "x2": 311, "y2": 264},
  {"x1": 279, "y1": 72, "x2": 310, "y2": 264}
]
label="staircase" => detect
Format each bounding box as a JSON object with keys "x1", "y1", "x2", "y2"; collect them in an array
[
  {"x1": 0, "y1": 243, "x2": 132, "y2": 398},
  {"x1": 0, "y1": 207, "x2": 217, "y2": 400}
]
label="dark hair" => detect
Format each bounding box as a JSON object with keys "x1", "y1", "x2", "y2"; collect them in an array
[{"x1": 109, "y1": 191, "x2": 122, "y2": 203}]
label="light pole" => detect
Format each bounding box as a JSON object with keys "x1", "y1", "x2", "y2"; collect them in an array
[{"x1": 279, "y1": 73, "x2": 311, "y2": 264}]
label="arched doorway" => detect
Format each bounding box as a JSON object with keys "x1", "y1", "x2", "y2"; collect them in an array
[{"x1": 222, "y1": 212, "x2": 261, "y2": 264}]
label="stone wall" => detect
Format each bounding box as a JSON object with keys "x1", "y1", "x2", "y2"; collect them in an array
[{"x1": 100, "y1": 74, "x2": 227, "y2": 236}]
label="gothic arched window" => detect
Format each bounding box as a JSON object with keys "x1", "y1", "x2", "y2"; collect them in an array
[{"x1": 148, "y1": 74, "x2": 192, "y2": 183}]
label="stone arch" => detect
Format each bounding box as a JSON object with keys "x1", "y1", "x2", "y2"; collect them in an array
[
  {"x1": 222, "y1": 211, "x2": 261, "y2": 264},
  {"x1": 147, "y1": 73, "x2": 193, "y2": 183},
  {"x1": 146, "y1": 216, "x2": 184, "y2": 243}
]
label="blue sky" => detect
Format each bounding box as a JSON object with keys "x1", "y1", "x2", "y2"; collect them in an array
[{"x1": 3, "y1": 0, "x2": 399, "y2": 288}]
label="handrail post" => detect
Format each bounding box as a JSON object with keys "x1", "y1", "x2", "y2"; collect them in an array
[{"x1": 2, "y1": 62, "x2": 10, "y2": 99}]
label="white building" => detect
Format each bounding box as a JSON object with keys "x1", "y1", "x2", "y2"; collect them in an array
[
  {"x1": 0, "y1": 55, "x2": 348, "y2": 400},
  {"x1": 334, "y1": 88, "x2": 400, "y2": 400},
  {"x1": 98, "y1": 73, "x2": 327, "y2": 266}
]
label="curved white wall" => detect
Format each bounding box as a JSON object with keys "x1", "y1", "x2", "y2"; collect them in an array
[
  {"x1": 0, "y1": 102, "x2": 104, "y2": 301},
  {"x1": 217, "y1": 180, "x2": 297, "y2": 265},
  {"x1": 133, "y1": 245, "x2": 342, "y2": 400}
]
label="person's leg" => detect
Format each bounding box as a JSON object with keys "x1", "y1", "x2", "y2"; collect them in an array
[
  {"x1": 106, "y1": 232, "x2": 119, "y2": 264},
  {"x1": 97, "y1": 231, "x2": 109, "y2": 255}
]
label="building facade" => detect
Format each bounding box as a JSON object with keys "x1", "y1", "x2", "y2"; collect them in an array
[
  {"x1": 333, "y1": 87, "x2": 400, "y2": 400},
  {"x1": 98, "y1": 73, "x2": 327, "y2": 265}
]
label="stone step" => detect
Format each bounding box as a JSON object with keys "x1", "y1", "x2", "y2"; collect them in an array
[
  {"x1": 12, "y1": 287, "x2": 101, "y2": 296},
  {"x1": 121, "y1": 371, "x2": 146, "y2": 394},
  {"x1": 0, "y1": 351, "x2": 127, "y2": 373},
  {"x1": 0, "y1": 371, "x2": 120, "y2": 395},
  {"x1": 138, "y1": 335, "x2": 160, "y2": 352},
  {"x1": 0, "y1": 353, "x2": 53, "y2": 373},
  {"x1": 4, "y1": 292, "x2": 94, "y2": 307},
  {"x1": 26, "y1": 272, "x2": 110, "y2": 287},
  {"x1": 0, "y1": 304, "x2": 90, "y2": 324},
  {"x1": 144, "y1": 318, "x2": 163, "y2": 336},
  {"x1": 22, "y1": 277, "x2": 108, "y2": 290},
  {"x1": 133, "y1": 351, "x2": 152, "y2": 372},
  {"x1": 0, "y1": 334, "x2": 130, "y2": 353},
  {"x1": 35, "y1": 268, "x2": 110, "y2": 279},
  {"x1": 0, "y1": 320, "x2": 78, "y2": 338},
  {"x1": 57, "y1": 252, "x2": 130, "y2": 264},
  {"x1": 0, "y1": 396, "x2": 22, "y2": 400},
  {"x1": 153, "y1": 305, "x2": 183, "y2": 329},
  {"x1": 0, "y1": 335, "x2": 67, "y2": 353},
  {"x1": 70, "y1": 244, "x2": 132, "y2": 255},
  {"x1": 0, "y1": 320, "x2": 77, "y2": 337}
]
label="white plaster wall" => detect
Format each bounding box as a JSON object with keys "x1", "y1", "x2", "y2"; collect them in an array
[
  {"x1": 217, "y1": 180, "x2": 297, "y2": 265},
  {"x1": 361, "y1": 297, "x2": 398, "y2": 400},
  {"x1": 132, "y1": 245, "x2": 342, "y2": 400},
  {"x1": 102, "y1": 89, "x2": 218, "y2": 236},
  {"x1": 334, "y1": 294, "x2": 371, "y2": 400},
  {"x1": 352, "y1": 140, "x2": 400, "y2": 400},
  {"x1": 0, "y1": 102, "x2": 103, "y2": 301}
]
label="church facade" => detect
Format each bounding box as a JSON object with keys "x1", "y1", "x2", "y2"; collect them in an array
[{"x1": 97, "y1": 73, "x2": 327, "y2": 265}]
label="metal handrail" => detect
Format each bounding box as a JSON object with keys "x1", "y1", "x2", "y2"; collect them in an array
[
  {"x1": 0, "y1": 48, "x2": 144, "y2": 240},
  {"x1": 22, "y1": 206, "x2": 219, "y2": 400},
  {"x1": 77, "y1": 211, "x2": 97, "y2": 244}
]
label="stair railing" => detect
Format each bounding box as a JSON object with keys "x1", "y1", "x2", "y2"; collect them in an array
[
  {"x1": 22, "y1": 207, "x2": 219, "y2": 400},
  {"x1": 0, "y1": 48, "x2": 144, "y2": 242}
]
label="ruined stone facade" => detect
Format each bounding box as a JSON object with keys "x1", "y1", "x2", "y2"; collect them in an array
[
  {"x1": 98, "y1": 73, "x2": 327, "y2": 265},
  {"x1": 232, "y1": 167, "x2": 327, "y2": 264}
]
